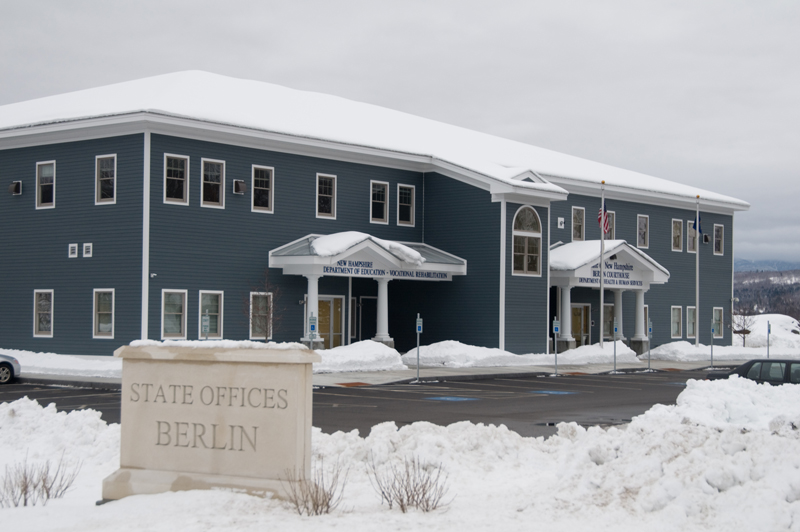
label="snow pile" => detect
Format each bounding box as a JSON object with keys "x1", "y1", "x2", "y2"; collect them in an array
[
  {"x1": 2, "y1": 378, "x2": 800, "y2": 530},
  {"x1": 740, "y1": 313, "x2": 800, "y2": 349},
  {"x1": 2, "y1": 348, "x2": 122, "y2": 378},
  {"x1": 402, "y1": 340, "x2": 638, "y2": 368},
  {"x1": 314, "y1": 340, "x2": 406, "y2": 373},
  {"x1": 130, "y1": 339, "x2": 309, "y2": 350},
  {"x1": 311, "y1": 232, "x2": 424, "y2": 266}
]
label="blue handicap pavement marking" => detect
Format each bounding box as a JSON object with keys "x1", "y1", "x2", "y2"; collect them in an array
[
  {"x1": 530, "y1": 390, "x2": 579, "y2": 395},
  {"x1": 426, "y1": 396, "x2": 479, "y2": 402}
]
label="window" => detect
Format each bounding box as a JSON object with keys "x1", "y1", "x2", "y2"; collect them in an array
[
  {"x1": 760, "y1": 362, "x2": 786, "y2": 384},
  {"x1": 93, "y1": 289, "x2": 114, "y2": 339},
  {"x1": 164, "y1": 155, "x2": 189, "y2": 204},
  {"x1": 789, "y1": 363, "x2": 800, "y2": 384},
  {"x1": 671, "y1": 306, "x2": 682, "y2": 338},
  {"x1": 512, "y1": 206, "x2": 542, "y2": 276},
  {"x1": 712, "y1": 307, "x2": 723, "y2": 338},
  {"x1": 714, "y1": 224, "x2": 724, "y2": 255},
  {"x1": 162, "y1": 290, "x2": 187, "y2": 339},
  {"x1": 316, "y1": 174, "x2": 336, "y2": 218},
  {"x1": 350, "y1": 297, "x2": 357, "y2": 339},
  {"x1": 199, "y1": 291, "x2": 223, "y2": 339},
  {"x1": 68, "y1": 243, "x2": 78, "y2": 258},
  {"x1": 687, "y1": 220, "x2": 697, "y2": 253},
  {"x1": 603, "y1": 304, "x2": 614, "y2": 339},
  {"x1": 36, "y1": 161, "x2": 55, "y2": 209},
  {"x1": 95, "y1": 155, "x2": 116, "y2": 204},
  {"x1": 397, "y1": 184, "x2": 415, "y2": 226},
  {"x1": 250, "y1": 292, "x2": 273, "y2": 340},
  {"x1": 252, "y1": 165, "x2": 274, "y2": 213},
  {"x1": 637, "y1": 215, "x2": 649, "y2": 248},
  {"x1": 672, "y1": 219, "x2": 683, "y2": 251},
  {"x1": 604, "y1": 211, "x2": 616, "y2": 240},
  {"x1": 201, "y1": 159, "x2": 225, "y2": 208},
  {"x1": 83, "y1": 243, "x2": 93, "y2": 258},
  {"x1": 686, "y1": 306, "x2": 696, "y2": 339},
  {"x1": 572, "y1": 207, "x2": 585, "y2": 241},
  {"x1": 370, "y1": 181, "x2": 389, "y2": 224},
  {"x1": 34, "y1": 290, "x2": 53, "y2": 337}
]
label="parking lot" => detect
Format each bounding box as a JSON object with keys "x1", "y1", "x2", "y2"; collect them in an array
[{"x1": 1, "y1": 368, "x2": 712, "y2": 437}]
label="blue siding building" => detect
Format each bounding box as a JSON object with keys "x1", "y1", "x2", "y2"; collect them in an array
[{"x1": 0, "y1": 72, "x2": 748, "y2": 357}]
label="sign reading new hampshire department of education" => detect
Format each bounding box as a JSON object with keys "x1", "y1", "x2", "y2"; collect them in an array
[
  {"x1": 102, "y1": 345, "x2": 320, "y2": 501},
  {"x1": 577, "y1": 261, "x2": 644, "y2": 287},
  {"x1": 322, "y1": 259, "x2": 449, "y2": 280}
]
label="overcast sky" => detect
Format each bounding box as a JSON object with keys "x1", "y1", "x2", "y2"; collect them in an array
[{"x1": 1, "y1": 1, "x2": 797, "y2": 261}]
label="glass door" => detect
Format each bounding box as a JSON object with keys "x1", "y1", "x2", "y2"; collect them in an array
[{"x1": 318, "y1": 297, "x2": 344, "y2": 349}]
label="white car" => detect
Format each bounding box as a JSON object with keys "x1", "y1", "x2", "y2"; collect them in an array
[{"x1": 0, "y1": 353, "x2": 20, "y2": 384}]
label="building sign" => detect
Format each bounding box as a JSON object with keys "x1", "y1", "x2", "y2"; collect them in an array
[
  {"x1": 322, "y1": 259, "x2": 450, "y2": 280},
  {"x1": 576, "y1": 261, "x2": 644, "y2": 287}
]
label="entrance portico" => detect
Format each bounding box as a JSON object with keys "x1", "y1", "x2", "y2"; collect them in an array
[
  {"x1": 270, "y1": 232, "x2": 467, "y2": 349},
  {"x1": 549, "y1": 240, "x2": 669, "y2": 354}
]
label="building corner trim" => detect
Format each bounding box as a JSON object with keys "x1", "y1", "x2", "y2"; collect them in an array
[
  {"x1": 499, "y1": 199, "x2": 506, "y2": 350},
  {"x1": 141, "y1": 131, "x2": 151, "y2": 339}
]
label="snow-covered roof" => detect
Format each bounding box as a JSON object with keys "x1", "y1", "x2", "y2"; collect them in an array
[
  {"x1": 0, "y1": 71, "x2": 748, "y2": 210},
  {"x1": 550, "y1": 240, "x2": 670, "y2": 277}
]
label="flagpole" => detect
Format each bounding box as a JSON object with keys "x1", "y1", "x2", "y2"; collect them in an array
[
  {"x1": 600, "y1": 181, "x2": 605, "y2": 348},
  {"x1": 695, "y1": 195, "x2": 700, "y2": 347}
]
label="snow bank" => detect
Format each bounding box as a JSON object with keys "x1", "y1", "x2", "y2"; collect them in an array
[
  {"x1": 311, "y1": 231, "x2": 424, "y2": 265},
  {"x1": 314, "y1": 340, "x2": 406, "y2": 373},
  {"x1": 2, "y1": 348, "x2": 122, "y2": 378},
  {"x1": 130, "y1": 339, "x2": 308, "y2": 350},
  {"x1": 741, "y1": 313, "x2": 800, "y2": 349},
  {"x1": 402, "y1": 339, "x2": 638, "y2": 367},
  {"x1": 3, "y1": 378, "x2": 800, "y2": 530}
]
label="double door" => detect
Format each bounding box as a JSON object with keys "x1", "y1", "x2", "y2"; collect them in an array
[{"x1": 317, "y1": 296, "x2": 344, "y2": 350}]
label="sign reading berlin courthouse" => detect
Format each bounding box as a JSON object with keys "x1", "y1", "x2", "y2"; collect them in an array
[{"x1": 102, "y1": 344, "x2": 320, "y2": 500}]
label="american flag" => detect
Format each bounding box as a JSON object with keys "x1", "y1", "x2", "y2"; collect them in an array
[{"x1": 598, "y1": 202, "x2": 609, "y2": 234}]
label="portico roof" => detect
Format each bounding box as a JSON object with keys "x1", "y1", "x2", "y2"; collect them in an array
[
  {"x1": 269, "y1": 232, "x2": 467, "y2": 281},
  {"x1": 549, "y1": 240, "x2": 669, "y2": 289}
]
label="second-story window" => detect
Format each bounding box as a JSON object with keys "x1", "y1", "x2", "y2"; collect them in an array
[
  {"x1": 95, "y1": 155, "x2": 116, "y2": 204},
  {"x1": 672, "y1": 219, "x2": 683, "y2": 251},
  {"x1": 398, "y1": 184, "x2": 415, "y2": 226},
  {"x1": 252, "y1": 166, "x2": 274, "y2": 213},
  {"x1": 317, "y1": 174, "x2": 336, "y2": 219},
  {"x1": 202, "y1": 159, "x2": 225, "y2": 208},
  {"x1": 603, "y1": 211, "x2": 616, "y2": 240},
  {"x1": 572, "y1": 207, "x2": 584, "y2": 241},
  {"x1": 637, "y1": 215, "x2": 649, "y2": 248},
  {"x1": 36, "y1": 161, "x2": 55, "y2": 209},
  {"x1": 714, "y1": 225, "x2": 724, "y2": 255},
  {"x1": 371, "y1": 181, "x2": 388, "y2": 224},
  {"x1": 164, "y1": 155, "x2": 189, "y2": 204}
]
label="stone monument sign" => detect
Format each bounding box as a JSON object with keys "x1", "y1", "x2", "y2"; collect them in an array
[{"x1": 102, "y1": 344, "x2": 320, "y2": 500}]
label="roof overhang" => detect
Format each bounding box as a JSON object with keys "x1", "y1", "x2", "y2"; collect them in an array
[
  {"x1": 269, "y1": 233, "x2": 467, "y2": 281},
  {"x1": 549, "y1": 240, "x2": 670, "y2": 290}
]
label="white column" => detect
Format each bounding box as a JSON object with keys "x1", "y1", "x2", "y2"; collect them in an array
[
  {"x1": 633, "y1": 289, "x2": 646, "y2": 340},
  {"x1": 614, "y1": 289, "x2": 624, "y2": 340},
  {"x1": 560, "y1": 286, "x2": 574, "y2": 342},
  {"x1": 374, "y1": 278, "x2": 392, "y2": 342},
  {"x1": 304, "y1": 274, "x2": 320, "y2": 340}
]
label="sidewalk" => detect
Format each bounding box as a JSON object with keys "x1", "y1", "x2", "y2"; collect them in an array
[{"x1": 16, "y1": 359, "x2": 744, "y2": 391}]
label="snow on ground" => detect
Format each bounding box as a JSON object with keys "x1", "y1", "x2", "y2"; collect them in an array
[
  {"x1": 650, "y1": 314, "x2": 800, "y2": 362},
  {"x1": 2, "y1": 348, "x2": 122, "y2": 378},
  {"x1": 313, "y1": 340, "x2": 406, "y2": 373},
  {"x1": 2, "y1": 377, "x2": 800, "y2": 531},
  {"x1": 401, "y1": 339, "x2": 638, "y2": 367}
]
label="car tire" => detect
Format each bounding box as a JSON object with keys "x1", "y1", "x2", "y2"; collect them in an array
[{"x1": 0, "y1": 363, "x2": 13, "y2": 384}]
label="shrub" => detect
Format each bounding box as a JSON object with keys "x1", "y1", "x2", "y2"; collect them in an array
[
  {"x1": 0, "y1": 454, "x2": 80, "y2": 508},
  {"x1": 282, "y1": 459, "x2": 348, "y2": 516},
  {"x1": 367, "y1": 454, "x2": 450, "y2": 512}
]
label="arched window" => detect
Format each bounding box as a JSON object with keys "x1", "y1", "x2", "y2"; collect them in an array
[{"x1": 513, "y1": 206, "x2": 542, "y2": 275}]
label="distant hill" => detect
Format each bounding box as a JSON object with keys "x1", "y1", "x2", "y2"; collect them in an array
[
  {"x1": 734, "y1": 269, "x2": 800, "y2": 320},
  {"x1": 735, "y1": 259, "x2": 800, "y2": 272}
]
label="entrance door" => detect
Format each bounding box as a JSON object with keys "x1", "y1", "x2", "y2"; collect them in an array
[
  {"x1": 359, "y1": 296, "x2": 377, "y2": 341},
  {"x1": 318, "y1": 297, "x2": 344, "y2": 349},
  {"x1": 571, "y1": 304, "x2": 590, "y2": 346}
]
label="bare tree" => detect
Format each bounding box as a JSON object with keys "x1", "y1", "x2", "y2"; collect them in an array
[
  {"x1": 242, "y1": 268, "x2": 285, "y2": 341},
  {"x1": 730, "y1": 312, "x2": 756, "y2": 347}
]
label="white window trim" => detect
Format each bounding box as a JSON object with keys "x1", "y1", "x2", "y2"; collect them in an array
[
  {"x1": 163, "y1": 153, "x2": 190, "y2": 205},
  {"x1": 397, "y1": 183, "x2": 416, "y2": 227},
  {"x1": 671, "y1": 305, "x2": 682, "y2": 339},
  {"x1": 68, "y1": 243, "x2": 78, "y2": 258},
  {"x1": 511, "y1": 205, "x2": 543, "y2": 277},
  {"x1": 36, "y1": 160, "x2": 56, "y2": 210},
  {"x1": 686, "y1": 305, "x2": 696, "y2": 339},
  {"x1": 671, "y1": 218, "x2": 683, "y2": 252},
  {"x1": 249, "y1": 291, "x2": 273, "y2": 340},
  {"x1": 637, "y1": 214, "x2": 649, "y2": 249},
  {"x1": 712, "y1": 307, "x2": 724, "y2": 338},
  {"x1": 93, "y1": 289, "x2": 115, "y2": 339},
  {"x1": 687, "y1": 219, "x2": 697, "y2": 254},
  {"x1": 94, "y1": 154, "x2": 117, "y2": 205},
  {"x1": 316, "y1": 173, "x2": 337, "y2": 219},
  {"x1": 251, "y1": 165, "x2": 275, "y2": 214},
  {"x1": 83, "y1": 243, "x2": 93, "y2": 258},
  {"x1": 571, "y1": 206, "x2": 585, "y2": 242},
  {"x1": 369, "y1": 180, "x2": 390, "y2": 225},
  {"x1": 201, "y1": 158, "x2": 226, "y2": 209},
  {"x1": 198, "y1": 290, "x2": 224, "y2": 339},
  {"x1": 604, "y1": 210, "x2": 616, "y2": 240},
  {"x1": 161, "y1": 289, "x2": 188, "y2": 340},
  {"x1": 33, "y1": 289, "x2": 54, "y2": 338},
  {"x1": 713, "y1": 224, "x2": 724, "y2": 256}
]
